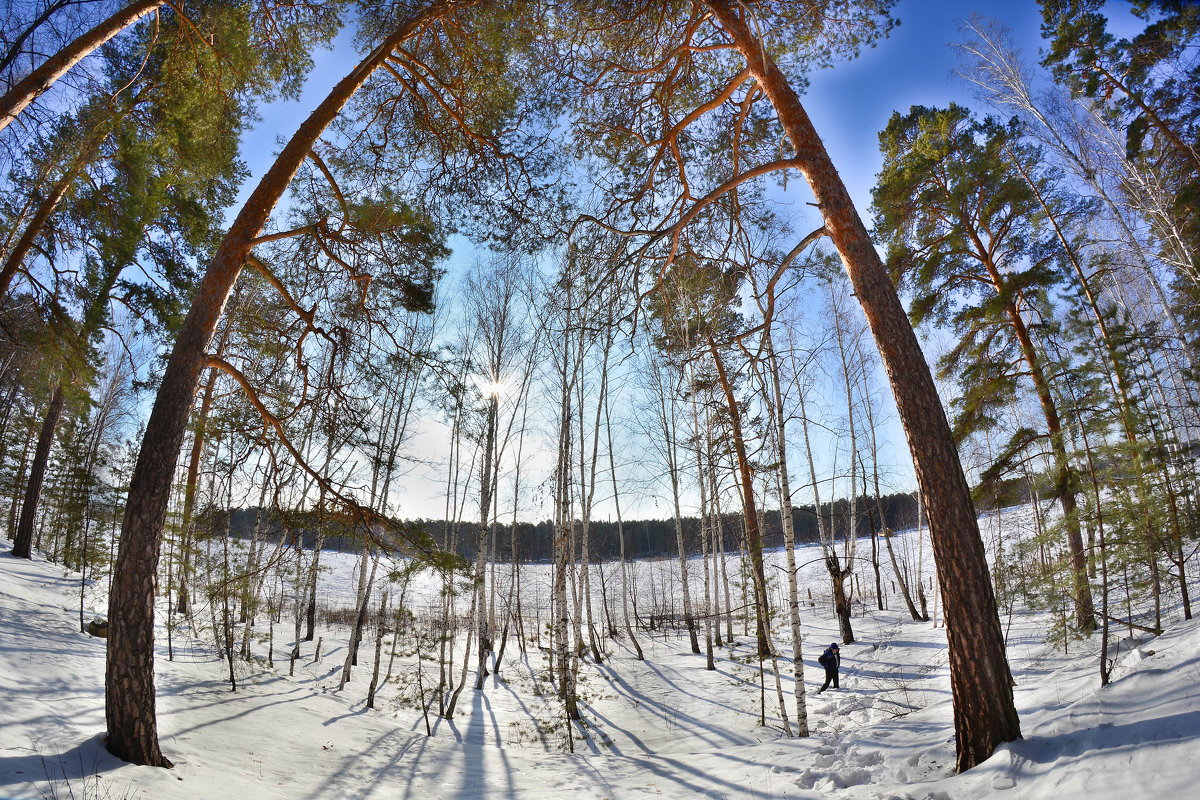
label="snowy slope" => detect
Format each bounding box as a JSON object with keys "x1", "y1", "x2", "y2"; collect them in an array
[{"x1": 2, "y1": 532, "x2": 1198, "y2": 800}]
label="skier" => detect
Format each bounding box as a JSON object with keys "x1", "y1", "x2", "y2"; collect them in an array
[{"x1": 817, "y1": 642, "x2": 840, "y2": 693}]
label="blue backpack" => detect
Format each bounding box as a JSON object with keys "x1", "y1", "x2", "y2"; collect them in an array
[{"x1": 818, "y1": 648, "x2": 833, "y2": 667}]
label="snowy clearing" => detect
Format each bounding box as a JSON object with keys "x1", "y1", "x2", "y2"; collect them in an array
[{"x1": 2, "y1": 515, "x2": 1198, "y2": 800}]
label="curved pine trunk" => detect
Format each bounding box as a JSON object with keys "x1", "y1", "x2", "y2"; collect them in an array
[
  {"x1": 0, "y1": 166, "x2": 76, "y2": 298},
  {"x1": 0, "y1": 0, "x2": 165, "y2": 134},
  {"x1": 704, "y1": 0, "x2": 1020, "y2": 772},
  {"x1": 707, "y1": 337, "x2": 770, "y2": 657},
  {"x1": 104, "y1": 0, "x2": 476, "y2": 767},
  {"x1": 11, "y1": 383, "x2": 64, "y2": 558},
  {"x1": 996, "y1": 287, "x2": 1095, "y2": 633}
]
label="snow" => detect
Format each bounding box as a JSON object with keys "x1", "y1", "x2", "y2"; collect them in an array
[{"x1": 2, "y1": 518, "x2": 1198, "y2": 800}]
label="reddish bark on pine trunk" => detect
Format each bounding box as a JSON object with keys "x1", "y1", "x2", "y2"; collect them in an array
[
  {"x1": 999, "y1": 293, "x2": 1095, "y2": 632},
  {"x1": 707, "y1": 336, "x2": 771, "y2": 657},
  {"x1": 0, "y1": 169, "x2": 75, "y2": 298},
  {"x1": 0, "y1": 0, "x2": 166, "y2": 134},
  {"x1": 704, "y1": 0, "x2": 1021, "y2": 772},
  {"x1": 104, "y1": 0, "x2": 476, "y2": 767},
  {"x1": 10, "y1": 383, "x2": 64, "y2": 558}
]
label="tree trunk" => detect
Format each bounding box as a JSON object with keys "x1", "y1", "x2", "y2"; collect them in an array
[
  {"x1": 867, "y1": 482, "x2": 883, "y2": 611},
  {"x1": 798, "y1": 383, "x2": 847, "y2": 642},
  {"x1": 553, "y1": 392, "x2": 580, "y2": 720},
  {"x1": 11, "y1": 383, "x2": 64, "y2": 559},
  {"x1": 984, "y1": 256, "x2": 1095, "y2": 633},
  {"x1": 713, "y1": 465, "x2": 733, "y2": 644},
  {"x1": 12, "y1": 260, "x2": 127, "y2": 564},
  {"x1": 0, "y1": 0, "x2": 165, "y2": 134},
  {"x1": 220, "y1": 480, "x2": 237, "y2": 692},
  {"x1": 473, "y1": 397, "x2": 497, "y2": 690},
  {"x1": 699, "y1": 472, "x2": 716, "y2": 671},
  {"x1": 707, "y1": 457, "x2": 724, "y2": 648},
  {"x1": 290, "y1": 547, "x2": 305, "y2": 676},
  {"x1": 104, "y1": 1, "x2": 475, "y2": 767},
  {"x1": 828, "y1": 285, "x2": 858, "y2": 643},
  {"x1": 0, "y1": 165, "x2": 79, "y2": 298},
  {"x1": 579, "y1": 333, "x2": 614, "y2": 663},
  {"x1": 707, "y1": 336, "x2": 771, "y2": 657},
  {"x1": 884, "y1": 525, "x2": 924, "y2": 620},
  {"x1": 664, "y1": 399, "x2": 701, "y2": 654},
  {"x1": 304, "y1": 531, "x2": 324, "y2": 641},
  {"x1": 704, "y1": 0, "x2": 1021, "y2": 771},
  {"x1": 509, "y1": 390, "x2": 531, "y2": 656},
  {"x1": 366, "y1": 592, "x2": 389, "y2": 709},
  {"x1": 341, "y1": 547, "x2": 378, "y2": 684},
  {"x1": 764, "y1": 333, "x2": 808, "y2": 734},
  {"x1": 829, "y1": 559, "x2": 854, "y2": 644},
  {"x1": 860, "y1": 356, "x2": 924, "y2": 621},
  {"x1": 605, "y1": 378, "x2": 642, "y2": 660},
  {"x1": 690, "y1": 382, "x2": 716, "y2": 670},
  {"x1": 175, "y1": 317, "x2": 234, "y2": 619},
  {"x1": 7, "y1": 426, "x2": 34, "y2": 538}
]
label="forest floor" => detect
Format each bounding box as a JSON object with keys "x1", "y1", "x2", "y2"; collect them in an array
[{"x1": 1, "y1": 524, "x2": 1198, "y2": 799}]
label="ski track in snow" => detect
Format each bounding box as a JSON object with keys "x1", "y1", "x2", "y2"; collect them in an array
[{"x1": 1, "y1": 508, "x2": 1198, "y2": 799}]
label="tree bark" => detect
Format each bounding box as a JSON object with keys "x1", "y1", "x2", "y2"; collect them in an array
[
  {"x1": 975, "y1": 247, "x2": 1095, "y2": 633},
  {"x1": 473, "y1": 396, "x2": 496, "y2": 689},
  {"x1": 604, "y1": 375, "x2": 642, "y2": 660},
  {"x1": 706, "y1": 335, "x2": 770, "y2": 657},
  {"x1": 704, "y1": 0, "x2": 1021, "y2": 771},
  {"x1": 0, "y1": 167, "x2": 78, "y2": 298},
  {"x1": 11, "y1": 383, "x2": 64, "y2": 558},
  {"x1": 552, "y1": 387, "x2": 580, "y2": 720},
  {"x1": 0, "y1": 0, "x2": 165, "y2": 135},
  {"x1": 764, "y1": 332, "x2": 808, "y2": 733},
  {"x1": 104, "y1": 0, "x2": 476, "y2": 767}
]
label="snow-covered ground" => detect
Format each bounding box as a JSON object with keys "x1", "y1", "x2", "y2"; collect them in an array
[{"x1": 2, "y1": 512, "x2": 1198, "y2": 799}]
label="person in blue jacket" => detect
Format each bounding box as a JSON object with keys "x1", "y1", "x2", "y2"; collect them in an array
[{"x1": 817, "y1": 642, "x2": 840, "y2": 693}]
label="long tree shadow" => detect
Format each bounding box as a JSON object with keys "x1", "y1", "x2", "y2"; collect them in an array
[
  {"x1": 295, "y1": 726, "x2": 423, "y2": 800},
  {"x1": 1014, "y1": 708, "x2": 1200, "y2": 764},
  {"x1": 0, "y1": 732, "x2": 125, "y2": 790},
  {"x1": 159, "y1": 680, "x2": 316, "y2": 740},
  {"x1": 451, "y1": 687, "x2": 520, "y2": 799},
  {"x1": 590, "y1": 659, "x2": 761, "y2": 751},
  {"x1": 576, "y1": 699, "x2": 649, "y2": 755}
]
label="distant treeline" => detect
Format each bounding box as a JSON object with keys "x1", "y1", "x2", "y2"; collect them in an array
[{"x1": 224, "y1": 491, "x2": 924, "y2": 562}]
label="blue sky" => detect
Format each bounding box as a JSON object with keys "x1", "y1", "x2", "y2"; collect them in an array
[
  {"x1": 802, "y1": 0, "x2": 1047, "y2": 216},
  {"x1": 229, "y1": 1, "x2": 1093, "y2": 519},
  {"x1": 236, "y1": 1, "x2": 1054, "y2": 233}
]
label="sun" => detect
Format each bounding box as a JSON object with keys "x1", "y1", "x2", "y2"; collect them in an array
[{"x1": 474, "y1": 374, "x2": 510, "y2": 399}]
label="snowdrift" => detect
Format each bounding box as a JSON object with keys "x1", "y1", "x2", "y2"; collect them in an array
[{"x1": 2, "y1": 535, "x2": 1198, "y2": 799}]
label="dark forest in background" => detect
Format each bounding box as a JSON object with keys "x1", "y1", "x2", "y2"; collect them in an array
[{"x1": 224, "y1": 490, "x2": 927, "y2": 561}]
